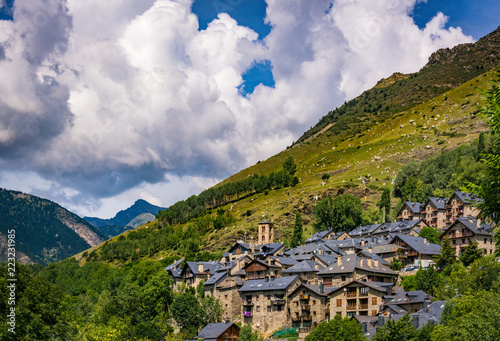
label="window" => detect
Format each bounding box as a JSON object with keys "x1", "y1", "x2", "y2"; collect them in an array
[
  {"x1": 312, "y1": 300, "x2": 316, "y2": 305},
  {"x1": 267, "y1": 306, "x2": 271, "y2": 312},
  {"x1": 336, "y1": 299, "x2": 342, "y2": 307},
  {"x1": 256, "y1": 306, "x2": 260, "y2": 312},
  {"x1": 295, "y1": 302, "x2": 298, "y2": 307},
  {"x1": 360, "y1": 287, "x2": 369, "y2": 295},
  {"x1": 313, "y1": 311, "x2": 316, "y2": 316},
  {"x1": 372, "y1": 297, "x2": 377, "y2": 305},
  {"x1": 341, "y1": 275, "x2": 346, "y2": 281},
  {"x1": 347, "y1": 312, "x2": 356, "y2": 318},
  {"x1": 372, "y1": 310, "x2": 378, "y2": 316},
  {"x1": 256, "y1": 296, "x2": 259, "y2": 301},
  {"x1": 324, "y1": 277, "x2": 332, "y2": 286},
  {"x1": 277, "y1": 305, "x2": 284, "y2": 311}
]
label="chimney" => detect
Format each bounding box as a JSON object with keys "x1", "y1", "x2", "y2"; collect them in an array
[
  {"x1": 360, "y1": 240, "x2": 365, "y2": 247},
  {"x1": 477, "y1": 218, "x2": 482, "y2": 227},
  {"x1": 319, "y1": 283, "x2": 324, "y2": 294},
  {"x1": 315, "y1": 264, "x2": 319, "y2": 270},
  {"x1": 423, "y1": 238, "x2": 427, "y2": 244},
  {"x1": 338, "y1": 257, "x2": 342, "y2": 265},
  {"x1": 198, "y1": 263, "x2": 204, "y2": 273},
  {"x1": 265, "y1": 277, "x2": 269, "y2": 283},
  {"x1": 413, "y1": 315, "x2": 420, "y2": 329},
  {"x1": 378, "y1": 316, "x2": 385, "y2": 327},
  {"x1": 361, "y1": 321, "x2": 368, "y2": 333},
  {"x1": 360, "y1": 259, "x2": 364, "y2": 267},
  {"x1": 367, "y1": 259, "x2": 372, "y2": 267},
  {"x1": 374, "y1": 260, "x2": 379, "y2": 267},
  {"x1": 368, "y1": 247, "x2": 373, "y2": 253},
  {"x1": 424, "y1": 299, "x2": 430, "y2": 313},
  {"x1": 225, "y1": 317, "x2": 231, "y2": 324}
]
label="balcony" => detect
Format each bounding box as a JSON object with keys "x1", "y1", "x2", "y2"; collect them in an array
[
  {"x1": 242, "y1": 300, "x2": 254, "y2": 306},
  {"x1": 346, "y1": 305, "x2": 357, "y2": 311},
  {"x1": 271, "y1": 298, "x2": 286, "y2": 305},
  {"x1": 299, "y1": 327, "x2": 311, "y2": 333},
  {"x1": 301, "y1": 304, "x2": 311, "y2": 311},
  {"x1": 292, "y1": 316, "x2": 301, "y2": 323},
  {"x1": 346, "y1": 292, "x2": 357, "y2": 298},
  {"x1": 302, "y1": 315, "x2": 312, "y2": 322},
  {"x1": 300, "y1": 293, "x2": 310, "y2": 300},
  {"x1": 242, "y1": 312, "x2": 253, "y2": 318},
  {"x1": 359, "y1": 304, "x2": 369, "y2": 310}
]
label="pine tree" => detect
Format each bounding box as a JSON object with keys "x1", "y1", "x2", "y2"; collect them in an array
[
  {"x1": 434, "y1": 239, "x2": 456, "y2": 270},
  {"x1": 460, "y1": 242, "x2": 483, "y2": 267},
  {"x1": 290, "y1": 211, "x2": 303, "y2": 248}
]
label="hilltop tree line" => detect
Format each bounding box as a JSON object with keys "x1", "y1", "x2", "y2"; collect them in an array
[{"x1": 157, "y1": 156, "x2": 299, "y2": 226}]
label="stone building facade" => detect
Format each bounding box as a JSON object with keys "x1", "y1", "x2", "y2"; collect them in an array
[{"x1": 440, "y1": 217, "x2": 496, "y2": 257}]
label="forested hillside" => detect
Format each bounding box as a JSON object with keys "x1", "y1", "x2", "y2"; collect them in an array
[{"x1": 0, "y1": 189, "x2": 105, "y2": 265}]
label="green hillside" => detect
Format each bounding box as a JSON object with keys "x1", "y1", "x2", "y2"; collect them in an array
[{"x1": 73, "y1": 27, "x2": 500, "y2": 265}]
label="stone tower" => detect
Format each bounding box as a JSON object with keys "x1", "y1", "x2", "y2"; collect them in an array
[{"x1": 258, "y1": 219, "x2": 274, "y2": 244}]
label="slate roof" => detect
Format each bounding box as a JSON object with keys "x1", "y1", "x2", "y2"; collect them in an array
[
  {"x1": 442, "y1": 216, "x2": 494, "y2": 237},
  {"x1": 403, "y1": 202, "x2": 424, "y2": 214},
  {"x1": 357, "y1": 251, "x2": 391, "y2": 266},
  {"x1": 383, "y1": 290, "x2": 429, "y2": 307},
  {"x1": 164, "y1": 259, "x2": 184, "y2": 278},
  {"x1": 389, "y1": 234, "x2": 441, "y2": 255},
  {"x1": 424, "y1": 197, "x2": 447, "y2": 210},
  {"x1": 259, "y1": 242, "x2": 284, "y2": 255},
  {"x1": 280, "y1": 260, "x2": 325, "y2": 274},
  {"x1": 453, "y1": 191, "x2": 483, "y2": 204},
  {"x1": 361, "y1": 243, "x2": 403, "y2": 255},
  {"x1": 184, "y1": 261, "x2": 222, "y2": 276},
  {"x1": 315, "y1": 254, "x2": 340, "y2": 265},
  {"x1": 349, "y1": 224, "x2": 383, "y2": 237},
  {"x1": 239, "y1": 275, "x2": 299, "y2": 293},
  {"x1": 195, "y1": 323, "x2": 237, "y2": 340},
  {"x1": 216, "y1": 276, "x2": 246, "y2": 290},
  {"x1": 327, "y1": 280, "x2": 394, "y2": 297},
  {"x1": 259, "y1": 219, "x2": 273, "y2": 224},
  {"x1": 289, "y1": 283, "x2": 337, "y2": 297},
  {"x1": 204, "y1": 271, "x2": 228, "y2": 286},
  {"x1": 269, "y1": 256, "x2": 299, "y2": 267},
  {"x1": 317, "y1": 254, "x2": 398, "y2": 276},
  {"x1": 372, "y1": 220, "x2": 425, "y2": 236},
  {"x1": 305, "y1": 230, "x2": 334, "y2": 243}
]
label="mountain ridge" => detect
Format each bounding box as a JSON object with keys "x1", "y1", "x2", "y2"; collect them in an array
[{"x1": 0, "y1": 188, "x2": 106, "y2": 264}]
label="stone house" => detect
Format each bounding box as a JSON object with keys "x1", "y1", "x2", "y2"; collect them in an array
[
  {"x1": 287, "y1": 283, "x2": 334, "y2": 335},
  {"x1": 239, "y1": 275, "x2": 302, "y2": 336},
  {"x1": 194, "y1": 322, "x2": 240, "y2": 341},
  {"x1": 280, "y1": 260, "x2": 325, "y2": 284},
  {"x1": 445, "y1": 191, "x2": 482, "y2": 223},
  {"x1": 380, "y1": 290, "x2": 430, "y2": 315},
  {"x1": 360, "y1": 244, "x2": 405, "y2": 263},
  {"x1": 179, "y1": 261, "x2": 222, "y2": 288},
  {"x1": 207, "y1": 276, "x2": 246, "y2": 318},
  {"x1": 317, "y1": 255, "x2": 399, "y2": 288},
  {"x1": 305, "y1": 230, "x2": 351, "y2": 244},
  {"x1": 163, "y1": 258, "x2": 184, "y2": 289},
  {"x1": 327, "y1": 280, "x2": 396, "y2": 318},
  {"x1": 389, "y1": 234, "x2": 441, "y2": 267},
  {"x1": 397, "y1": 202, "x2": 423, "y2": 221},
  {"x1": 421, "y1": 197, "x2": 448, "y2": 230},
  {"x1": 440, "y1": 217, "x2": 496, "y2": 257},
  {"x1": 243, "y1": 259, "x2": 282, "y2": 281}
]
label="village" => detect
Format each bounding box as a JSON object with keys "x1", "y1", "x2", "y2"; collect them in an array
[{"x1": 164, "y1": 191, "x2": 496, "y2": 340}]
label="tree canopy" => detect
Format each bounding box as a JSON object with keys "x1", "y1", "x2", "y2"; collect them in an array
[
  {"x1": 305, "y1": 314, "x2": 366, "y2": 341},
  {"x1": 313, "y1": 194, "x2": 363, "y2": 232}
]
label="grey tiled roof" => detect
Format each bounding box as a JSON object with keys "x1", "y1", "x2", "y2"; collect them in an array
[
  {"x1": 271, "y1": 256, "x2": 299, "y2": 266},
  {"x1": 305, "y1": 230, "x2": 334, "y2": 243},
  {"x1": 185, "y1": 261, "x2": 222, "y2": 275},
  {"x1": 357, "y1": 251, "x2": 390, "y2": 266},
  {"x1": 280, "y1": 260, "x2": 325, "y2": 273},
  {"x1": 239, "y1": 275, "x2": 299, "y2": 293},
  {"x1": 453, "y1": 191, "x2": 483, "y2": 204},
  {"x1": 361, "y1": 243, "x2": 403, "y2": 255},
  {"x1": 204, "y1": 271, "x2": 228, "y2": 286},
  {"x1": 373, "y1": 220, "x2": 424, "y2": 236},
  {"x1": 349, "y1": 224, "x2": 383, "y2": 237},
  {"x1": 443, "y1": 217, "x2": 494, "y2": 236},
  {"x1": 164, "y1": 258, "x2": 184, "y2": 278},
  {"x1": 425, "y1": 197, "x2": 447, "y2": 210},
  {"x1": 389, "y1": 234, "x2": 441, "y2": 255},
  {"x1": 403, "y1": 202, "x2": 424, "y2": 214},
  {"x1": 196, "y1": 323, "x2": 237, "y2": 339},
  {"x1": 259, "y1": 219, "x2": 273, "y2": 224},
  {"x1": 317, "y1": 254, "x2": 398, "y2": 276}
]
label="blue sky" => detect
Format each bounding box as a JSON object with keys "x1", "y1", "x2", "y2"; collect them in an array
[
  {"x1": 192, "y1": 0, "x2": 499, "y2": 96},
  {"x1": 0, "y1": 0, "x2": 498, "y2": 217}
]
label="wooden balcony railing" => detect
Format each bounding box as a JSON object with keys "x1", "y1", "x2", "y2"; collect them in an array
[
  {"x1": 242, "y1": 300, "x2": 254, "y2": 306},
  {"x1": 359, "y1": 304, "x2": 369, "y2": 309},
  {"x1": 346, "y1": 292, "x2": 357, "y2": 297},
  {"x1": 242, "y1": 312, "x2": 252, "y2": 318},
  {"x1": 346, "y1": 305, "x2": 357, "y2": 311},
  {"x1": 301, "y1": 304, "x2": 311, "y2": 310},
  {"x1": 271, "y1": 298, "x2": 286, "y2": 305},
  {"x1": 302, "y1": 315, "x2": 312, "y2": 321}
]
